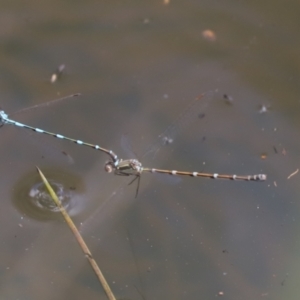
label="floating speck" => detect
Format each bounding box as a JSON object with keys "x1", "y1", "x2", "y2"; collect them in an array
[{"x1": 202, "y1": 29, "x2": 216, "y2": 41}]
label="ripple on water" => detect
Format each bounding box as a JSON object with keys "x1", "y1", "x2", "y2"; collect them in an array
[{"x1": 12, "y1": 168, "x2": 85, "y2": 221}]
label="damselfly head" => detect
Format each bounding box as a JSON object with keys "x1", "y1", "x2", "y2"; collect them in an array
[{"x1": 104, "y1": 162, "x2": 114, "y2": 173}]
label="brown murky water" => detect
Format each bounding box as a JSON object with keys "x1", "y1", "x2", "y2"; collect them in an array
[{"x1": 0, "y1": 1, "x2": 299, "y2": 299}]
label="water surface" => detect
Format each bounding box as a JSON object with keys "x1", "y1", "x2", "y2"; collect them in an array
[{"x1": 0, "y1": 1, "x2": 299, "y2": 299}]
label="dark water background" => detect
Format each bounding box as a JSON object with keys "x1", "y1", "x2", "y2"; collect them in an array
[{"x1": 0, "y1": 1, "x2": 299, "y2": 299}]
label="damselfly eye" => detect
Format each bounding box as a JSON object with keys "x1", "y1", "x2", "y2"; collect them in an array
[{"x1": 105, "y1": 163, "x2": 113, "y2": 173}]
